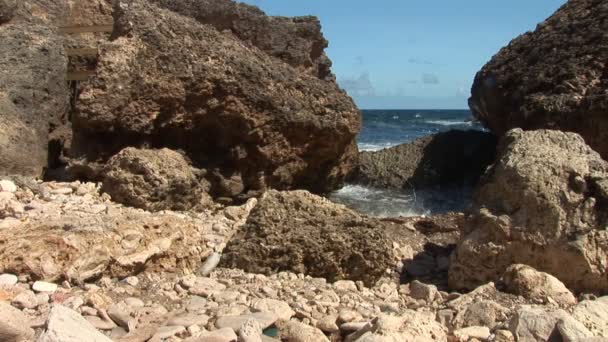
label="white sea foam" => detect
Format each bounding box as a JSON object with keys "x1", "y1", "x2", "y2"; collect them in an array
[
  {"x1": 329, "y1": 185, "x2": 428, "y2": 218},
  {"x1": 358, "y1": 142, "x2": 398, "y2": 152},
  {"x1": 424, "y1": 119, "x2": 472, "y2": 126}
]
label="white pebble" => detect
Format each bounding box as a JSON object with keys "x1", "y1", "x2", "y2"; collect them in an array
[
  {"x1": 32, "y1": 281, "x2": 58, "y2": 293},
  {"x1": 0, "y1": 180, "x2": 17, "y2": 193}
]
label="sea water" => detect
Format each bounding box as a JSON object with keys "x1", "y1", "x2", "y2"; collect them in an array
[{"x1": 329, "y1": 109, "x2": 484, "y2": 217}]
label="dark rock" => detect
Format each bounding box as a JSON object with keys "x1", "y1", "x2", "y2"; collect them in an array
[
  {"x1": 0, "y1": 0, "x2": 16, "y2": 24},
  {"x1": 469, "y1": 0, "x2": 608, "y2": 159},
  {"x1": 101, "y1": 147, "x2": 213, "y2": 211},
  {"x1": 449, "y1": 129, "x2": 608, "y2": 293},
  {"x1": 220, "y1": 190, "x2": 428, "y2": 286},
  {"x1": 72, "y1": 0, "x2": 360, "y2": 198},
  {"x1": 0, "y1": 23, "x2": 68, "y2": 177},
  {"x1": 354, "y1": 130, "x2": 496, "y2": 189},
  {"x1": 151, "y1": 0, "x2": 334, "y2": 81}
]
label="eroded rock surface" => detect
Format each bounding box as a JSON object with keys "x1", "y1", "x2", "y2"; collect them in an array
[
  {"x1": 151, "y1": 0, "x2": 334, "y2": 80},
  {"x1": 0, "y1": 22, "x2": 68, "y2": 177},
  {"x1": 449, "y1": 129, "x2": 608, "y2": 293},
  {"x1": 72, "y1": 0, "x2": 360, "y2": 198},
  {"x1": 354, "y1": 130, "x2": 496, "y2": 189},
  {"x1": 469, "y1": 0, "x2": 608, "y2": 158},
  {"x1": 221, "y1": 190, "x2": 427, "y2": 286},
  {"x1": 101, "y1": 147, "x2": 213, "y2": 211}
]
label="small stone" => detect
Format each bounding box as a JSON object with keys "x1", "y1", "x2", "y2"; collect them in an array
[
  {"x1": 216, "y1": 312, "x2": 277, "y2": 332},
  {"x1": 36, "y1": 293, "x2": 51, "y2": 306},
  {"x1": 409, "y1": 280, "x2": 439, "y2": 303},
  {"x1": 32, "y1": 281, "x2": 58, "y2": 293},
  {"x1": 84, "y1": 316, "x2": 117, "y2": 331},
  {"x1": 278, "y1": 320, "x2": 330, "y2": 342},
  {"x1": 167, "y1": 313, "x2": 210, "y2": 327},
  {"x1": 453, "y1": 326, "x2": 491, "y2": 341},
  {"x1": 124, "y1": 276, "x2": 139, "y2": 287},
  {"x1": 199, "y1": 252, "x2": 222, "y2": 276},
  {"x1": 38, "y1": 305, "x2": 112, "y2": 342},
  {"x1": 186, "y1": 296, "x2": 208, "y2": 312},
  {"x1": 197, "y1": 327, "x2": 238, "y2": 341},
  {"x1": 152, "y1": 325, "x2": 186, "y2": 340},
  {"x1": 316, "y1": 315, "x2": 340, "y2": 333},
  {"x1": 251, "y1": 298, "x2": 295, "y2": 321},
  {"x1": 338, "y1": 309, "x2": 362, "y2": 324},
  {"x1": 12, "y1": 290, "x2": 38, "y2": 309},
  {"x1": 188, "y1": 277, "x2": 227, "y2": 297},
  {"x1": 493, "y1": 329, "x2": 515, "y2": 342},
  {"x1": 239, "y1": 318, "x2": 263, "y2": 342},
  {"x1": 0, "y1": 180, "x2": 17, "y2": 193},
  {"x1": 333, "y1": 280, "x2": 358, "y2": 292},
  {"x1": 50, "y1": 187, "x2": 73, "y2": 195},
  {"x1": 340, "y1": 321, "x2": 369, "y2": 332},
  {"x1": 124, "y1": 297, "x2": 144, "y2": 308},
  {"x1": 0, "y1": 273, "x2": 18, "y2": 286}
]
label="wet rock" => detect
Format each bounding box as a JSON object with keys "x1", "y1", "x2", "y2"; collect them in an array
[
  {"x1": 39, "y1": 305, "x2": 113, "y2": 342},
  {"x1": 450, "y1": 129, "x2": 608, "y2": 293},
  {"x1": 73, "y1": 0, "x2": 360, "y2": 197},
  {"x1": 0, "y1": 22, "x2": 68, "y2": 177},
  {"x1": 469, "y1": 0, "x2": 608, "y2": 159},
  {"x1": 502, "y1": 264, "x2": 577, "y2": 306},
  {"x1": 222, "y1": 190, "x2": 426, "y2": 286},
  {"x1": 0, "y1": 302, "x2": 34, "y2": 341},
  {"x1": 354, "y1": 130, "x2": 496, "y2": 189},
  {"x1": 101, "y1": 148, "x2": 212, "y2": 211}
]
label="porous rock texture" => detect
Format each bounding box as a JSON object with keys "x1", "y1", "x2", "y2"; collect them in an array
[
  {"x1": 0, "y1": 22, "x2": 68, "y2": 177},
  {"x1": 151, "y1": 0, "x2": 334, "y2": 81},
  {"x1": 221, "y1": 190, "x2": 428, "y2": 286},
  {"x1": 469, "y1": 0, "x2": 608, "y2": 159},
  {"x1": 354, "y1": 130, "x2": 497, "y2": 189},
  {"x1": 0, "y1": 180, "x2": 256, "y2": 283},
  {"x1": 449, "y1": 129, "x2": 608, "y2": 293},
  {"x1": 101, "y1": 147, "x2": 213, "y2": 211},
  {"x1": 72, "y1": 0, "x2": 360, "y2": 199}
]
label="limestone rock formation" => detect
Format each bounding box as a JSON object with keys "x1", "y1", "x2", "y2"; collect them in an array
[
  {"x1": 0, "y1": 22, "x2": 68, "y2": 177},
  {"x1": 101, "y1": 147, "x2": 213, "y2": 211},
  {"x1": 151, "y1": 0, "x2": 334, "y2": 80},
  {"x1": 469, "y1": 0, "x2": 608, "y2": 158},
  {"x1": 72, "y1": 0, "x2": 360, "y2": 199},
  {"x1": 0, "y1": 180, "x2": 256, "y2": 283},
  {"x1": 449, "y1": 129, "x2": 608, "y2": 293},
  {"x1": 354, "y1": 130, "x2": 496, "y2": 189},
  {"x1": 220, "y1": 190, "x2": 427, "y2": 286}
]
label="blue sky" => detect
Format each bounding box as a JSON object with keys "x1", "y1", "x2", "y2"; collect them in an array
[{"x1": 240, "y1": 0, "x2": 566, "y2": 109}]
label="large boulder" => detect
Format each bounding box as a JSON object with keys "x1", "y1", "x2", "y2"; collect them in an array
[
  {"x1": 354, "y1": 130, "x2": 496, "y2": 189},
  {"x1": 72, "y1": 0, "x2": 360, "y2": 199},
  {"x1": 151, "y1": 0, "x2": 334, "y2": 80},
  {"x1": 449, "y1": 129, "x2": 608, "y2": 293},
  {"x1": 0, "y1": 23, "x2": 68, "y2": 177},
  {"x1": 101, "y1": 147, "x2": 213, "y2": 211},
  {"x1": 469, "y1": 0, "x2": 608, "y2": 159},
  {"x1": 220, "y1": 190, "x2": 427, "y2": 286},
  {"x1": 502, "y1": 264, "x2": 577, "y2": 306}
]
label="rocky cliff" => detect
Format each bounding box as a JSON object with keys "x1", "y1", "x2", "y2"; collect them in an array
[
  {"x1": 469, "y1": 0, "x2": 608, "y2": 158},
  {"x1": 71, "y1": 0, "x2": 360, "y2": 204}
]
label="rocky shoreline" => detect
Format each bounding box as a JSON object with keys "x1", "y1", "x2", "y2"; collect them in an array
[{"x1": 1, "y1": 0, "x2": 608, "y2": 341}]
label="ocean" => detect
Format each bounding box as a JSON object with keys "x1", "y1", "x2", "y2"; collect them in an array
[{"x1": 329, "y1": 109, "x2": 485, "y2": 217}]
